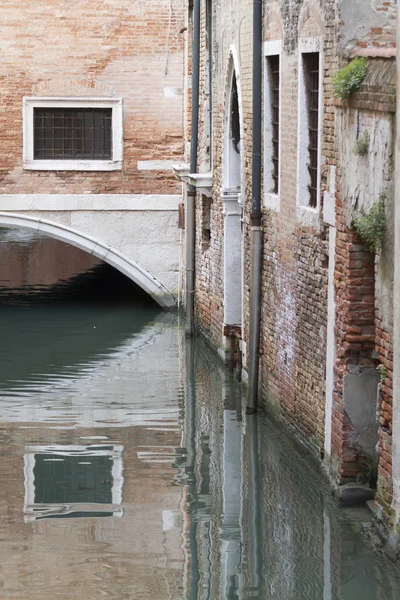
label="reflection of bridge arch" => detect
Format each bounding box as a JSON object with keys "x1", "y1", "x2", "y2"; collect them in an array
[{"x1": 0, "y1": 212, "x2": 176, "y2": 308}]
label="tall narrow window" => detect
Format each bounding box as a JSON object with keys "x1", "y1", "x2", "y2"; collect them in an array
[
  {"x1": 264, "y1": 41, "x2": 282, "y2": 209},
  {"x1": 268, "y1": 55, "x2": 280, "y2": 194},
  {"x1": 303, "y1": 52, "x2": 320, "y2": 208}
]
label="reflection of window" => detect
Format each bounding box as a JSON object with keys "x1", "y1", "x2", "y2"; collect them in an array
[
  {"x1": 23, "y1": 97, "x2": 123, "y2": 171},
  {"x1": 24, "y1": 444, "x2": 123, "y2": 522}
]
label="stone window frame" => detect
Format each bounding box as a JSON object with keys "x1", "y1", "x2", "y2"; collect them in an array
[
  {"x1": 23, "y1": 97, "x2": 123, "y2": 171},
  {"x1": 263, "y1": 39, "x2": 282, "y2": 212},
  {"x1": 296, "y1": 37, "x2": 323, "y2": 225}
]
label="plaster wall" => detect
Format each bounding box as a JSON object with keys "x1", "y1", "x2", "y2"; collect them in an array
[{"x1": 338, "y1": 0, "x2": 397, "y2": 55}]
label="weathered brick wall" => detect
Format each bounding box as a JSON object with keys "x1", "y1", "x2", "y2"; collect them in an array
[
  {"x1": 259, "y1": 0, "x2": 335, "y2": 457},
  {"x1": 0, "y1": 0, "x2": 184, "y2": 195},
  {"x1": 194, "y1": 0, "x2": 336, "y2": 456},
  {"x1": 190, "y1": 0, "x2": 397, "y2": 513},
  {"x1": 333, "y1": 57, "x2": 396, "y2": 506},
  {"x1": 330, "y1": 222, "x2": 377, "y2": 483}
]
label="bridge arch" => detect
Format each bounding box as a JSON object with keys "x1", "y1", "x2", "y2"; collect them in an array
[{"x1": 0, "y1": 212, "x2": 176, "y2": 308}]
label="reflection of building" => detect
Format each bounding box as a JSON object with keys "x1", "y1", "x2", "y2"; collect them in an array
[
  {"x1": 187, "y1": 336, "x2": 400, "y2": 598},
  {"x1": 24, "y1": 445, "x2": 124, "y2": 521},
  {"x1": 0, "y1": 320, "x2": 187, "y2": 599}
]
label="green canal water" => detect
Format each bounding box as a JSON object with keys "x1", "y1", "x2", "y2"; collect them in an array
[{"x1": 0, "y1": 237, "x2": 400, "y2": 598}]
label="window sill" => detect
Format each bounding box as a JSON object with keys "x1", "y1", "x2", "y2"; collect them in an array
[
  {"x1": 296, "y1": 203, "x2": 320, "y2": 226},
  {"x1": 172, "y1": 163, "x2": 190, "y2": 182},
  {"x1": 23, "y1": 159, "x2": 122, "y2": 171},
  {"x1": 188, "y1": 172, "x2": 213, "y2": 198},
  {"x1": 263, "y1": 192, "x2": 280, "y2": 212}
]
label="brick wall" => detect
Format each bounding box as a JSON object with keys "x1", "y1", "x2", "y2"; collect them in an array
[
  {"x1": 0, "y1": 0, "x2": 184, "y2": 195},
  {"x1": 189, "y1": 0, "x2": 397, "y2": 515}
]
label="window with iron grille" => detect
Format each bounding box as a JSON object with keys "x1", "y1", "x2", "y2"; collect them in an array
[
  {"x1": 34, "y1": 108, "x2": 112, "y2": 160},
  {"x1": 23, "y1": 97, "x2": 123, "y2": 171},
  {"x1": 303, "y1": 52, "x2": 320, "y2": 208},
  {"x1": 267, "y1": 55, "x2": 280, "y2": 195}
]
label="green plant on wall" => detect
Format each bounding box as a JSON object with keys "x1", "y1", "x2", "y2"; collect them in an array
[
  {"x1": 353, "y1": 193, "x2": 386, "y2": 253},
  {"x1": 354, "y1": 131, "x2": 370, "y2": 157},
  {"x1": 332, "y1": 58, "x2": 368, "y2": 99},
  {"x1": 377, "y1": 363, "x2": 388, "y2": 382}
]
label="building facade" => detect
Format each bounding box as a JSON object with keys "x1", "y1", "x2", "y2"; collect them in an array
[
  {"x1": 0, "y1": 0, "x2": 186, "y2": 301},
  {"x1": 178, "y1": 0, "x2": 399, "y2": 556}
]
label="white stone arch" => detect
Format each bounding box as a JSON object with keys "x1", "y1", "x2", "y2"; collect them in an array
[
  {"x1": 222, "y1": 45, "x2": 245, "y2": 196},
  {"x1": 0, "y1": 212, "x2": 176, "y2": 308},
  {"x1": 221, "y1": 46, "x2": 245, "y2": 328}
]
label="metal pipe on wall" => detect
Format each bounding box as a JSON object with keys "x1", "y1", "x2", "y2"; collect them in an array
[
  {"x1": 247, "y1": 0, "x2": 263, "y2": 411},
  {"x1": 186, "y1": 0, "x2": 201, "y2": 336}
]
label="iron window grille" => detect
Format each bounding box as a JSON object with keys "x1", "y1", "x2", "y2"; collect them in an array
[
  {"x1": 34, "y1": 107, "x2": 112, "y2": 160},
  {"x1": 267, "y1": 55, "x2": 280, "y2": 195},
  {"x1": 303, "y1": 52, "x2": 320, "y2": 208}
]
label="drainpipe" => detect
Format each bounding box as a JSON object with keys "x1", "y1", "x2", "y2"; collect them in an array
[
  {"x1": 247, "y1": 0, "x2": 263, "y2": 411},
  {"x1": 186, "y1": 0, "x2": 201, "y2": 335}
]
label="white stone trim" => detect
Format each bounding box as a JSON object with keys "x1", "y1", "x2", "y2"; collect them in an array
[
  {"x1": 137, "y1": 160, "x2": 179, "y2": 171},
  {"x1": 23, "y1": 97, "x2": 123, "y2": 171},
  {"x1": 0, "y1": 212, "x2": 176, "y2": 308},
  {"x1": 172, "y1": 163, "x2": 190, "y2": 182},
  {"x1": 263, "y1": 40, "x2": 282, "y2": 212},
  {"x1": 223, "y1": 46, "x2": 245, "y2": 195},
  {"x1": 296, "y1": 38, "x2": 323, "y2": 225},
  {"x1": 163, "y1": 87, "x2": 183, "y2": 97},
  {"x1": 222, "y1": 47, "x2": 245, "y2": 329},
  {"x1": 24, "y1": 444, "x2": 124, "y2": 522},
  {"x1": 188, "y1": 172, "x2": 213, "y2": 198},
  {"x1": 0, "y1": 194, "x2": 180, "y2": 212}
]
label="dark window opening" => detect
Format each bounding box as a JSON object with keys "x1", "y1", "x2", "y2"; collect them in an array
[
  {"x1": 267, "y1": 55, "x2": 280, "y2": 195},
  {"x1": 33, "y1": 453, "x2": 113, "y2": 505},
  {"x1": 303, "y1": 52, "x2": 319, "y2": 208},
  {"x1": 230, "y1": 74, "x2": 240, "y2": 154},
  {"x1": 202, "y1": 196, "x2": 212, "y2": 251},
  {"x1": 34, "y1": 108, "x2": 112, "y2": 160}
]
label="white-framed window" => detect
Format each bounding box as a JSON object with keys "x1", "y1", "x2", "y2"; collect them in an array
[
  {"x1": 263, "y1": 40, "x2": 282, "y2": 211},
  {"x1": 23, "y1": 97, "x2": 123, "y2": 171},
  {"x1": 297, "y1": 38, "x2": 323, "y2": 219},
  {"x1": 23, "y1": 444, "x2": 124, "y2": 521}
]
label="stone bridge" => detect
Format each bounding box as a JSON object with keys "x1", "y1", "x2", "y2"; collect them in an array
[{"x1": 0, "y1": 194, "x2": 180, "y2": 308}]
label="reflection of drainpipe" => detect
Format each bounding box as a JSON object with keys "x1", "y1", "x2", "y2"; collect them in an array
[
  {"x1": 247, "y1": 414, "x2": 261, "y2": 594},
  {"x1": 186, "y1": 0, "x2": 201, "y2": 335},
  {"x1": 247, "y1": 0, "x2": 263, "y2": 410},
  {"x1": 185, "y1": 338, "x2": 200, "y2": 597}
]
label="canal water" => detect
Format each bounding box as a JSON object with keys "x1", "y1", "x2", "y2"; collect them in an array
[{"x1": 1, "y1": 232, "x2": 400, "y2": 599}]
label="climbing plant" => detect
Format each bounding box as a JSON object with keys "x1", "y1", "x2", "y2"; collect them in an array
[
  {"x1": 332, "y1": 58, "x2": 368, "y2": 99},
  {"x1": 353, "y1": 193, "x2": 386, "y2": 253}
]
